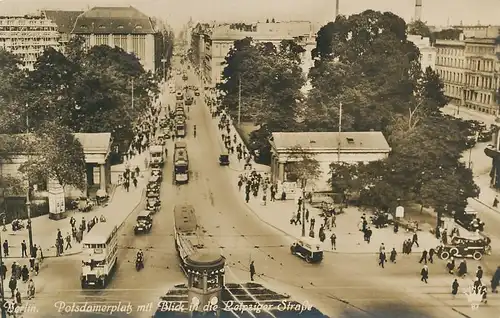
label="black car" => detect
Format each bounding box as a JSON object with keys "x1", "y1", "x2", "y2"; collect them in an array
[
  {"x1": 290, "y1": 238, "x2": 323, "y2": 263},
  {"x1": 134, "y1": 211, "x2": 153, "y2": 234},
  {"x1": 437, "y1": 240, "x2": 491, "y2": 260},
  {"x1": 454, "y1": 209, "x2": 484, "y2": 232}
]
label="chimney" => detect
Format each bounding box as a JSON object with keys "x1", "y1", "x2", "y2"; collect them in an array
[
  {"x1": 335, "y1": 0, "x2": 340, "y2": 20},
  {"x1": 414, "y1": 0, "x2": 422, "y2": 21}
]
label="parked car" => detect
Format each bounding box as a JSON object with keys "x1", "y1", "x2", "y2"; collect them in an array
[{"x1": 436, "y1": 240, "x2": 491, "y2": 260}]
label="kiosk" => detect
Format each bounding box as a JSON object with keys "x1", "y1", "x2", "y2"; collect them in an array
[{"x1": 185, "y1": 252, "x2": 225, "y2": 315}]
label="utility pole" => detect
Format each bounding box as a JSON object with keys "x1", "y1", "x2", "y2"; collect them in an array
[
  {"x1": 25, "y1": 107, "x2": 33, "y2": 256},
  {"x1": 337, "y1": 102, "x2": 342, "y2": 162},
  {"x1": 238, "y1": 75, "x2": 242, "y2": 125},
  {"x1": 131, "y1": 78, "x2": 134, "y2": 110}
]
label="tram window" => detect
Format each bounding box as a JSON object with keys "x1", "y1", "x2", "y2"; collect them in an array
[
  {"x1": 192, "y1": 276, "x2": 203, "y2": 289},
  {"x1": 207, "y1": 275, "x2": 219, "y2": 289}
]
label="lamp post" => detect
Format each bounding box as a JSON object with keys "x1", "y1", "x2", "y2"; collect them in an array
[
  {"x1": 25, "y1": 105, "x2": 34, "y2": 256},
  {"x1": 0, "y1": 211, "x2": 7, "y2": 318}
]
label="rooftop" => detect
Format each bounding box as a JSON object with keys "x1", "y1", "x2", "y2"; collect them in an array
[
  {"x1": 271, "y1": 132, "x2": 391, "y2": 152},
  {"x1": 72, "y1": 6, "x2": 155, "y2": 34},
  {"x1": 43, "y1": 10, "x2": 83, "y2": 33},
  {"x1": 74, "y1": 133, "x2": 112, "y2": 154},
  {"x1": 174, "y1": 205, "x2": 197, "y2": 233},
  {"x1": 82, "y1": 222, "x2": 117, "y2": 245}
]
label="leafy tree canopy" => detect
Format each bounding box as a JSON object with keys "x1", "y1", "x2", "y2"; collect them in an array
[
  {"x1": 217, "y1": 37, "x2": 306, "y2": 131},
  {"x1": 407, "y1": 20, "x2": 431, "y2": 37},
  {"x1": 432, "y1": 28, "x2": 463, "y2": 41},
  {"x1": 311, "y1": 10, "x2": 478, "y2": 215},
  {"x1": 18, "y1": 121, "x2": 86, "y2": 190},
  {"x1": 284, "y1": 146, "x2": 322, "y2": 189},
  {"x1": 1, "y1": 37, "x2": 159, "y2": 144}
]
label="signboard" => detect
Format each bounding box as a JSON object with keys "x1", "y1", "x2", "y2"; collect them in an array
[
  {"x1": 395, "y1": 206, "x2": 405, "y2": 218},
  {"x1": 48, "y1": 180, "x2": 65, "y2": 218},
  {"x1": 280, "y1": 182, "x2": 298, "y2": 200},
  {"x1": 161, "y1": 59, "x2": 167, "y2": 62}
]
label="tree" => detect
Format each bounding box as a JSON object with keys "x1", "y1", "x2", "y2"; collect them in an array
[
  {"x1": 0, "y1": 50, "x2": 27, "y2": 133},
  {"x1": 19, "y1": 122, "x2": 86, "y2": 190},
  {"x1": 218, "y1": 38, "x2": 305, "y2": 131},
  {"x1": 307, "y1": 10, "x2": 421, "y2": 132},
  {"x1": 407, "y1": 20, "x2": 431, "y2": 37},
  {"x1": 432, "y1": 28, "x2": 463, "y2": 41},
  {"x1": 329, "y1": 162, "x2": 362, "y2": 202},
  {"x1": 420, "y1": 67, "x2": 448, "y2": 110},
  {"x1": 284, "y1": 146, "x2": 321, "y2": 190}
]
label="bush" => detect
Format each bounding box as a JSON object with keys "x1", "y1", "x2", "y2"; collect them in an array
[
  {"x1": 4, "y1": 196, "x2": 48, "y2": 222},
  {"x1": 248, "y1": 126, "x2": 272, "y2": 165}
]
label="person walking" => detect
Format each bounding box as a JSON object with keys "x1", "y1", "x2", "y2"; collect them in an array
[
  {"x1": 8, "y1": 276, "x2": 16, "y2": 298},
  {"x1": 421, "y1": 265, "x2": 429, "y2": 283},
  {"x1": 412, "y1": 232, "x2": 419, "y2": 248},
  {"x1": 21, "y1": 240, "x2": 27, "y2": 258},
  {"x1": 378, "y1": 252, "x2": 386, "y2": 268},
  {"x1": 452, "y1": 279, "x2": 459, "y2": 297},
  {"x1": 330, "y1": 233, "x2": 336, "y2": 250},
  {"x1": 428, "y1": 248, "x2": 435, "y2": 264},
  {"x1": 65, "y1": 233, "x2": 72, "y2": 250},
  {"x1": 3, "y1": 240, "x2": 8, "y2": 257},
  {"x1": 419, "y1": 250, "x2": 428, "y2": 264},
  {"x1": 249, "y1": 261, "x2": 256, "y2": 281},
  {"x1": 390, "y1": 248, "x2": 397, "y2": 263}
]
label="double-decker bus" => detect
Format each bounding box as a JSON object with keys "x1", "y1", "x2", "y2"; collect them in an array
[
  {"x1": 173, "y1": 141, "x2": 189, "y2": 184},
  {"x1": 80, "y1": 222, "x2": 118, "y2": 288}
]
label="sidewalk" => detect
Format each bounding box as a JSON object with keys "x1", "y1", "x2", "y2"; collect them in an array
[
  {"x1": 2, "y1": 151, "x2": 149, "y2": 259},
  {"x1": 442, "y1": 104, "x2": 499, "y2": 127}
]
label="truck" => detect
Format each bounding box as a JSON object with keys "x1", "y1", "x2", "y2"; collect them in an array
[
  {"x1": 173, "y1": 141, "x2": 189, "y2": 184},
  {"x1": 150, "y1": 144, "x2": 165, "y2": 167}
]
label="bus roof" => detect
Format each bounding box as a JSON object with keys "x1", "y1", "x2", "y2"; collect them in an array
[
  {"x1": 174, "y1": 205, "x2": 197, "y2": 233},
  {"x1": 175, "y1": 141, "x2": 187, "y2": 149},
  {"x1": 82, "y1": 222, "x2": 118, "y2": 245}
]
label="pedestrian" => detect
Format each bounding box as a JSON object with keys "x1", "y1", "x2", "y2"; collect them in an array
[
  {"x1": 66, "y1": 233, "x2": 72, "y2": 250},
  {"x1": 331, "y1": 214, "x2": 336, "y2": 228},
  {"x1": 393, "y1": 222, "x2": 399, "y2": 233},
  {"x1": 296, "y1": 211, "x2": 302, "y2": 225},
  {"x1": 390, "y1": 248, "x2": 397, "y2": 263},
  {"x1": 447, "y1": 258, "x2": 455, "y2": 274},
  {"x1": 491, "y1": 266, "x2": 500, "y2": 293},
  {"x1": 452, "y1": 279, "x2": 459, "y2": 297},
  {"x1": 15, "y1": 288, "x2": 21, "y2": 305},
  {"x1": 330, "y1": 233, "x2": 336, "y2": 250},
  {"x1": 305, "y1": 209, "x2": 309, "y2": 222},
  {"x1": 412, "y1": 232, "x2": 419, "y2": 247},
  {"x1": 21, "y1": 265, "x2": 29, "y2": 283},
  {"x1": 3, "y1": 240, "x2": 8, "y2": 257},
  {"x1": 419, "y1": 250, "x2": 428, "y2": 264},
  {"x1": 249, "y1": 261, "x2": 256, "y2": 281},
  {"x1": 378, "y1": 252, "x2": 386, "y2": 268},
  {"x1": 458, "y1": 259, "x2": 467, "y2": 277},
  {"x1": 493, "y1": 196, "x2": 499, "y2": 208},
  {"x1": 8, "y1": 276, "x2": 16, "y2": 298},
  {"x1": 21, "y1": 240, "x2": 27, "y2": 258},
  {"x1": 428, "y1": 248, "x2": 435, "y2": 264},
  {"x1": 421, "y1": 265, "x2": 429, "y2": 283},
  {"x1": 379, "y1": 243, "x2": 385, "y2": 253},
  {"x1": 245, "y1": 192, "x2": 250, "y2": 203},
  {"x1": 364, "y1": 227, "x2": 372, "y2": 243},
  {"x1": 476, "y1": 266, "x2": 483, "y2": 280},
  {"x1": 0, "y1": 262, "x2": 6, "y2": 280}
]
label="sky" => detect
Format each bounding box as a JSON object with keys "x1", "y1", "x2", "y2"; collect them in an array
[{"x1": 0, "y1": 0, "x2": 497, "y2": 30}]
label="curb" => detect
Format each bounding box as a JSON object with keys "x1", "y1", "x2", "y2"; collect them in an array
[{"x1": 471, "y1": 197, "x2": 500, "y2": 215}]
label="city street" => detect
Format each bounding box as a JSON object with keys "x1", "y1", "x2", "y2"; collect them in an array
[{"x1": 12, "y1": 60, "x2": 483, "y2": 318}]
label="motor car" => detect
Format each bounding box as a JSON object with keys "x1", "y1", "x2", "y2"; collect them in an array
[
  {"x1": 151, "y1": 168, "x2": 163, "y2": 182},
  {"x1": 134, "y1": 211, "x2": 153, "y2": 234},
  {"x1": 436, "y1": 241, "x2": 490, "y2": 261},
  {"x1": 290, "y1": 238, "x2": 323, "y2": 263},
  {"x1": 454, "y1": 208, "x2": 484, "y2": 232},
  {"x1": 146, "y1": 197, "x2": 161, "y2": 213}
]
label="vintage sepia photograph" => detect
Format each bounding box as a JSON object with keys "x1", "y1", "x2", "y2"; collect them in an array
[{"x1": 0, "y1": 0, "x2": 498, "y2": 317}]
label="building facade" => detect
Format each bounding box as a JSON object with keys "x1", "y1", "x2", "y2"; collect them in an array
[
  {"x1": 191, "y1": 21, "x2": 316, "y2": 88},
  {"x1": 435, "y1": 39, "x2": 466, "y2": 107},
  {"x1": 463, "y1": 36, "x2": 499, "y2": 114},
  {"x1": 269, "y1": 132, "x2": 391, "y2": 191},
  {"x1": 43, "y1": 10, "x2": 83, "y2": 50},
  {"x1": 0, "y1": 14, "x2": 60, "y2": 70},
  {"x1": 0, "y1": 133, "x2": 112, "y2": 198},
  {"x1": 407, "y1": 35, "x2": 436, "y2": 71},
  {"x1": 71, "y1": 6, "x2": 159, "y2": 73}
]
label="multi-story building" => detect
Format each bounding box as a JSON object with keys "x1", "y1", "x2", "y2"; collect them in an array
[
  {"x1": 0, "y1": 14, "x2": 60, "y2": 70},
  {"x1": 191, "y1": 21, "x2": 316, "y2": 88},
  {"x1": 71, "y1": 6, "x2": 161, "y2": 73},
  {"x1": 435, "y1": 39, "x2": 466, "y2": 107},
  {"x1": 43, "y1": 10, "x2": 83, "y2": 50},
  {"x1": 407, "y1": 35, "x2": 436, "y2": 71},
  {"x1": 463, "y1": 32, "x2": 500, "y2": 114}
]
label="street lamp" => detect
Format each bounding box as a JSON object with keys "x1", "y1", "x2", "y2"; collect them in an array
[{"x1": 0, "y1": 211, "x2": 7, "y2": 318}]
